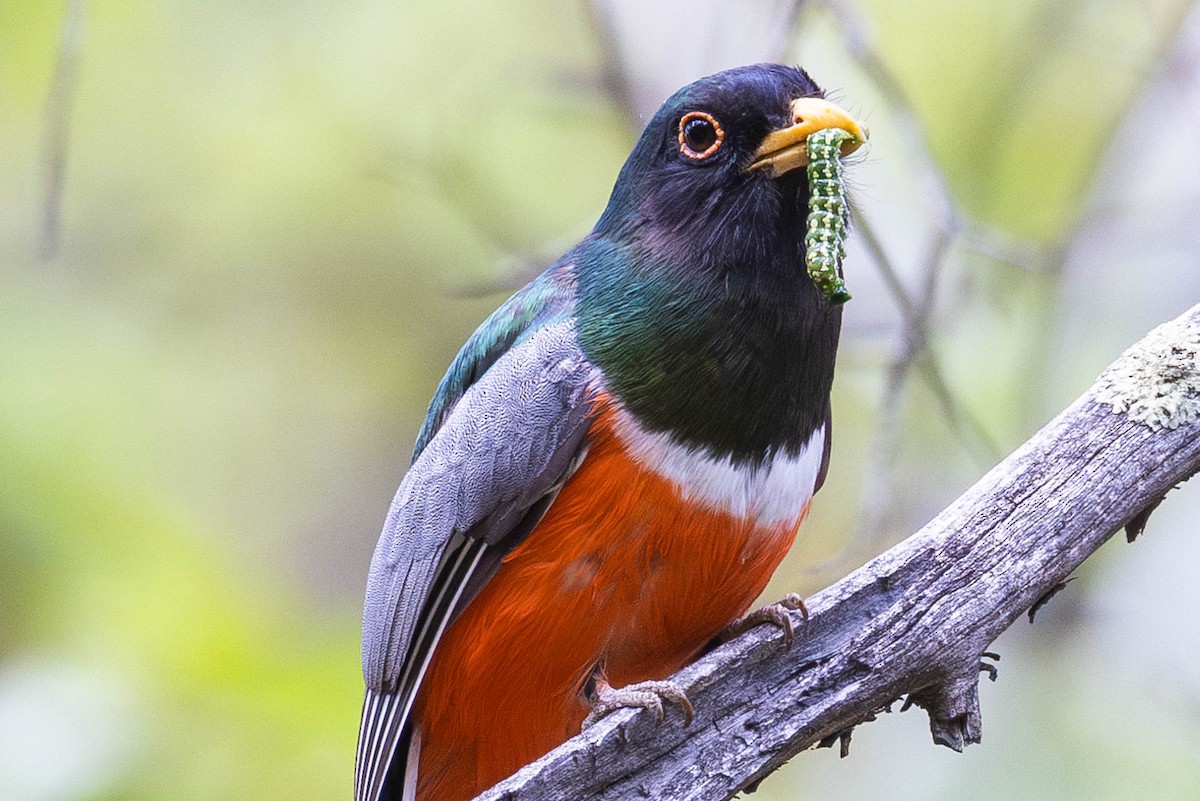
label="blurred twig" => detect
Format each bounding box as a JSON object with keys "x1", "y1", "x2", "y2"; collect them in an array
[
  {"x1": 856, "y1": 213, "x2": 1001, "y2": 465},
  {"x1": 765, "y1": 0, "x2": 813, "y2": 68},
  {"x1": 806, "y1": 211, "x2": 1002, "y2": 577},
  {"x1": 584, "y1": 0, "x2": 642, "y2": 132},
  {"x1": 40, "y1": 0, "x2": 86, "y2": 260},
  {"x1": 806, "y1": 0, "x2": 1047, "y2": 271},
  {"x1": 1022, "y1": 0, "x2": 1200, "y2": 414}
]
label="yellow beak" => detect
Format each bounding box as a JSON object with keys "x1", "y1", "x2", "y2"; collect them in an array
[{"x1": 747, "y1": 98, "x2": 868, "y2": 177}]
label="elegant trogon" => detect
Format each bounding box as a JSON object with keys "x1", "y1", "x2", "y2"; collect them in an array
[{"x1": 355, "y1": 63, "x2": 866, "y2": 801}]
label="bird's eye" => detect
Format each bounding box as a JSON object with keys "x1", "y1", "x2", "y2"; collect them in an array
[{"x1": 678, "y1": 112, "x2": 724, "y2": 160}]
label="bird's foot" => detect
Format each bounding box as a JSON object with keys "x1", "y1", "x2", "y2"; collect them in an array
[
  {"x1": 582, "y1": 678, "x2": 693, "y2": 730},
  {"x1": 719, "y1": 592, "x2": 809, "y2": 647}
]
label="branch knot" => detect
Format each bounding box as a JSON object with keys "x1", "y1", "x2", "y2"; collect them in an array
[{"x1": 907, "y1": 668, "x2": 984, "y2": 753}]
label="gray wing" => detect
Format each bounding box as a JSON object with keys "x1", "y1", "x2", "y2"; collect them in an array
[{"x1": 355, "y1": 320, "x2": 596, "y2": 801}]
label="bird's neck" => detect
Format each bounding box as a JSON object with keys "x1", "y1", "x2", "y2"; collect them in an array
[{"x1": 573, "y1": 235, "x2": 841, "y2": 466}]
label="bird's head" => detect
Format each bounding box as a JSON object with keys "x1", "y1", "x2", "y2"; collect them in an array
[
  {"x1": 575, "y1": 65, "x2": 865, "y2": 458},
  {"x1": 592, "y1": 63, "x2": 865, "y2": 292}
]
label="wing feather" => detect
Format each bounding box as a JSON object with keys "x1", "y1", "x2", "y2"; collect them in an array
[
  {"x1": 411, "y1": 264, "x2": 577, "y2": 461},
  {"x1": 355, "y1": 320, "x2": 595, "y2": 801}
]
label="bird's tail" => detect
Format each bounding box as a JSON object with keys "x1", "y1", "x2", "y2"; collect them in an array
[{"x1": 354, "y1": 688, "x2": 416, "y2": 801}]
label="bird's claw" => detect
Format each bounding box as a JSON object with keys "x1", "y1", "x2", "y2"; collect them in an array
[
  {"x1": 582, "y1": 678, "x2": 694, "y2": 730},
  {"x1": 720, "y1": 592, "x2": 809, "y2": 647}
]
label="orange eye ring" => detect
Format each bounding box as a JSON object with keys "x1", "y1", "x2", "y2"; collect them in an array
[{"x1": 678, "y1": 111, "x2": 725, "y2": 160}]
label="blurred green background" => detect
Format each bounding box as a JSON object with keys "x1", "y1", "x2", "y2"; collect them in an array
[{"x1": 2, "y1": 1, "x2": 1199, "y2": 799}]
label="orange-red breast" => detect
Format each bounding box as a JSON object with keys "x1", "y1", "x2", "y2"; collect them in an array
[{"x1": 355, "y1": 63, "x2": 866, "y2": 801}]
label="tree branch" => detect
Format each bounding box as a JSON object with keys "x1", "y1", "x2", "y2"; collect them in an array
[{"x1": 473, "y1": 302, "x2": 1200, "y2": 801}]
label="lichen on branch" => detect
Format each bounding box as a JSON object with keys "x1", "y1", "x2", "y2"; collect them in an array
[{"x1": 1095, "y1": 311, "x2": 1200, "y2": 431}]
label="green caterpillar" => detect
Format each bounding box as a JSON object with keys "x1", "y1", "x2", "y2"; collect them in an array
[{"x1": 805, "y1": 128, "x2": 854, "y2": 305}]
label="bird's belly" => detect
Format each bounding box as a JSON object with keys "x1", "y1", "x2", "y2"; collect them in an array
[{"x1": 412, "y1": 395, "x2": 820, "y2": 801}]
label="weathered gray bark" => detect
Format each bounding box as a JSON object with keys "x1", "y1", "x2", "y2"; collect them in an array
[{"x1": 473, "y1": 303, "x2": 1200, "y2": 801}]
